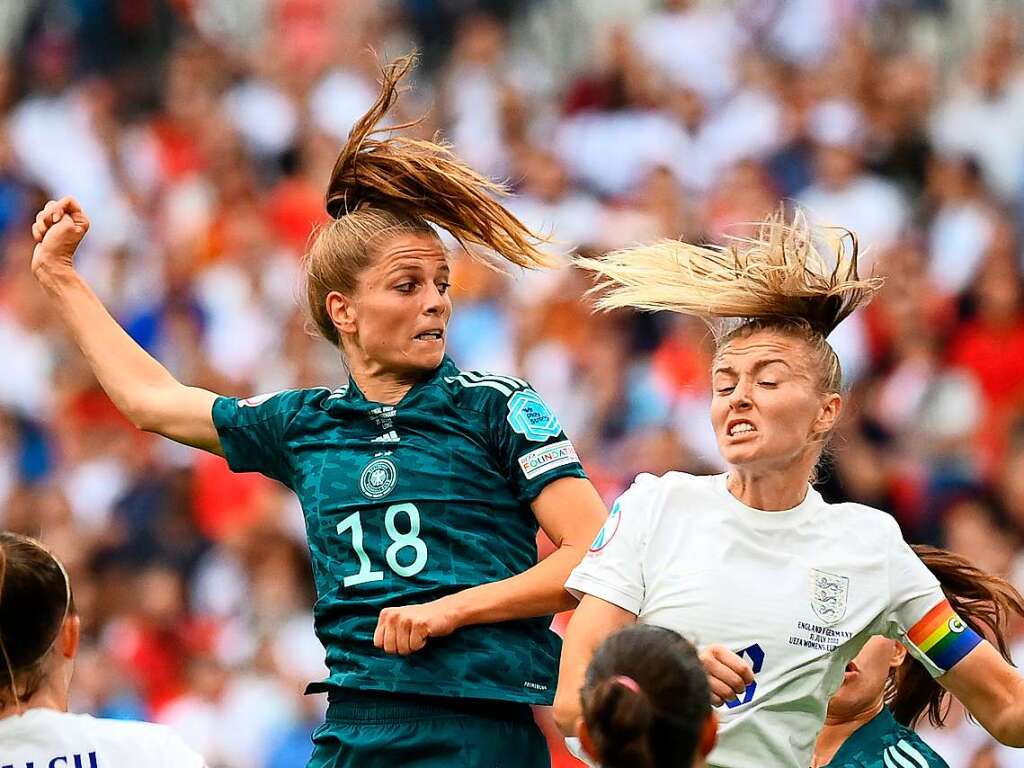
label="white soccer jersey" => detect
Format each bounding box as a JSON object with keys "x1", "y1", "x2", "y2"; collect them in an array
[
  {"x1": 0, "y1": 709, "x2": 205, "y2": 768},
  {"x1": 565, "y1": 472, "x2": 959, "y2": 768}
]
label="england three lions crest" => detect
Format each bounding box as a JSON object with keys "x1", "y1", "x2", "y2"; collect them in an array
[{"x1": 809, "y1": 569, "x2": 849, "y2": 625}]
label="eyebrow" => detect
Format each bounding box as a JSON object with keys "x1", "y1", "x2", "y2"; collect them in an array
[
  {"x1": 383, "y1": 259, "x2": 450, "y2": 278},
  {"x1": 712, "y1": 359, "x2": 793, "y2": 376}
]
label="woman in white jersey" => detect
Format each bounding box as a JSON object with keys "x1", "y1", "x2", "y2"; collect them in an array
[
  {"x1": 0, "y1": 532, "x2": 205, "y2": 767},
  {"x1": 552, "y1": 212, "x2": 1024, "y2": 768}
]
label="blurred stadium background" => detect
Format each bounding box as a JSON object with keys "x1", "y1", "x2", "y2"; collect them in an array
[{"x1": 3, "y1": 0, "x2": 1024, "y2": 765}]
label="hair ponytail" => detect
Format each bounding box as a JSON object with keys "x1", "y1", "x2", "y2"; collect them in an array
[
  {"x1": 576, "y1": 209, "x2": 880, "y2": 336},
  {"x1": 586, "y1": 676, "x2": 657, "y2": 767},
  {"x1": 890, "y1": 545, "x2": 1024, "y2": 727}
]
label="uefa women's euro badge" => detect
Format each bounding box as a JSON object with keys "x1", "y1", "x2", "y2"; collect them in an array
[
  {"x1": 360, "y1": 457, "x2": 398, "y2": 500},
  {"x1": 809, "y1": 569, "x2": 849, "y2": 625},
  {"x1": 506, "y1": 390, "x2": 562, "y2": 442}
]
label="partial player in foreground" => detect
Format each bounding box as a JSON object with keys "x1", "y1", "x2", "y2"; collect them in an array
[
  {"x1": 573, "y1": 625, "x2": 717, "y2": 768},
  {"x1": 0, "y1": 533, "x2": 205, "y2": 767},
  {"x1": 29, "y1": 54, "x2": 606, "y2": 768},
  {"x1": 552, "y1": 211, "x2": 1024, "y2": 768},
  {"x1": 813, "y1": 545, "x2": 1024, "y2": 768}
]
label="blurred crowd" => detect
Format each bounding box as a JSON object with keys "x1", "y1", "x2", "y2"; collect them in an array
[{"x1": 4, "y1": 0, "x2": 1024, "y2": 765}]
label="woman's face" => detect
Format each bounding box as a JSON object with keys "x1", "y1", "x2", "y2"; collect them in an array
[
  {"x1": 710, "y1": 332, "x2": 840, "y2": 472},
  {"x1": 330, "y1": 232, "x2": 452, "y2": 376},
  {"x1": 826, "y1": 637, "x2": 905, "y2": 720}
]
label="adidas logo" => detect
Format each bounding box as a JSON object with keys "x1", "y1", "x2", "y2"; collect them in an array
[{"x1": 371, "y1": 431, "x2": 400, "y2": 443}]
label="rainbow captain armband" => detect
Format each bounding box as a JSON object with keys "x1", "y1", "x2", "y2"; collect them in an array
[{"x1": 907, "y1": 599, "x2": 982, "y2": 672}]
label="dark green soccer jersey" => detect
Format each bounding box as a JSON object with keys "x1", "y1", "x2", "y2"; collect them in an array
[
  {"x1": 211, "y1": 356, "x2": 586, "y2": 705},
  {"x1": 823, "y1": 707, "x2": 948, "y2": 768}
]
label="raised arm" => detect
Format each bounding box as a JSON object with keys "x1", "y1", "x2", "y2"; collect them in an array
[
  {"x1": 31, "y1": 198, "x2": 222, "y2": 454},
  {"x1": 939, "y1": 639, "x2": 1024, "y2": 745}
]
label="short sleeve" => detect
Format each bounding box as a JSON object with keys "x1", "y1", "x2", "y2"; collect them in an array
[
  {"x1": 488, "y1": 385, "x2": 586, "y2": 503},
  {"x1": 563, "y1": 476, "x2": 656, "y2": 615},
  {"x1": 880, "y1": 522, "x2": 982, "y2": 677},
  {"x1": 159, "y1": 729, "x2": 206, "y2": 768},
  {"x1": 211, "y1": 389, "x2": 316, "y2": 487}
]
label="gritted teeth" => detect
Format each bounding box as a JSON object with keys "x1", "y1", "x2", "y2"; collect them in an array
[
  {"x1": 728, "y1": 421, "x2": 756, "y2": 436},
  {"x1": 415, "y1": 330, "x2": 443, "y2": 340}
]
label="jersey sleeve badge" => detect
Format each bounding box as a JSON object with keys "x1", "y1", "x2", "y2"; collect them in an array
[{"x1": 506, "y1": 390, "x2": 563, "y2": 442}]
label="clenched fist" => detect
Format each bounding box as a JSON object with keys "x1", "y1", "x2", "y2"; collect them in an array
[
  {"x1": 374, "y1": 598, "x2": 461, "y2": 656},
  {"x1": 700, "y1": 644, "x2": 755, "y2": 706},
  {"x1": 30, "y1": 197, "x2": 90, "y2": 278}
]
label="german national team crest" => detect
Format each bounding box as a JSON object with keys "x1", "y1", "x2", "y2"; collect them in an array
[
  {"x1": 360, "y1": 457, "x2": 397, "y2": 500},
  {"x1": 809, "y1": 569, "x2": 849, "y2": 625},
  {"x1": 506, "y1": 390, "x2": 562, "y2": 442}
]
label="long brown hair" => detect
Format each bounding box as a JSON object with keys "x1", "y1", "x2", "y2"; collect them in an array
[
  {"x1": 305, "y1": 52, "x2": 551, "y2": 347},
  {"x1": 890, "y1": 545, "x2": 1024, "y2": 727},
  {"x1": 0, "y1": 533, "x2": 73, "y2": 709}
]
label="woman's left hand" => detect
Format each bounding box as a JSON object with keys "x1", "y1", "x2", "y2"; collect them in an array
[{"x1": 374, "y1": 598, "x2": 461, "y2": 655}]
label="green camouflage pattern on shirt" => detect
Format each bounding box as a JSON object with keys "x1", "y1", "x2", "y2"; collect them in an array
[
  {"x1": 211, "y1": 357, "x2": 586, "y2": 704},
  {"x1": 823, "y1": 707, "x2": 949, "y2": 768}
]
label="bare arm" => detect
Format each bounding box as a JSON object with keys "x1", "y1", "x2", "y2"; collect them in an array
[
  {"x1": 31, "y1": 198, "x2": 222, "y2": 453},
  {"x1": 551, "y1": 594, "x2": 636, "y2": 734},
  {"x1": 939, "y1": 640, "x2": 1024, "y2": 746},
  {"x1": 373, "y1": 476, "x2": 607, "y2": 655}
]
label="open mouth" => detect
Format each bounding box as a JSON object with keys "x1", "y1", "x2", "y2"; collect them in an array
[
  {"x1": 414, "y1": 330, "x2": 444, "y2": 342},
  {"x1": 727, "y1": 420, "x2": 757, "y2": 437}
]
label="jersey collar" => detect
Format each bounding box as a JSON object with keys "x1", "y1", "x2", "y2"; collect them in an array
[
  {"x1": 713, "y1": 472, "x2": 822, "y2": 528},
  {"x1": 826, "y1": 706, "x2": 899, "y2": 766},
  {"x1": 342, "y1": 356, "x2": 458, "y2": 406}
]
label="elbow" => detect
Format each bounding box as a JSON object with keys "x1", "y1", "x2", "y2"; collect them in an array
[
  {"x1": 992, "y1": 720, "x2": 1024, "y2": 748},
  {"x1": 552, "y1": 689, "x2": 580, "y2": 737}
]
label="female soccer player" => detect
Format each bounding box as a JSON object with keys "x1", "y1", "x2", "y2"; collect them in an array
[
  {"x1": 574, "y1": 624, "x2": 717, "y2": 768},
  {"x1": 551, "y1": 212, "x2": 1024, "y2": 768},
  {"x1": 0, "y1": 532, "x2": 205, "y2": 766},
  {"x1": 29, "y1": 55, "x2": 607, "y2": 767},
  {"x1": 813, "y1": 545, "x2": 1024, "y2": 768}
]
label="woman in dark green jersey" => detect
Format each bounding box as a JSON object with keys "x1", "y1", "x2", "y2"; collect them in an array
[
  {"x1": 813, "y1": 546, "x2": 1024, "y2": 768},
  {"x1": 28, "y1": 54, "x2": 607, "y2": 767}
]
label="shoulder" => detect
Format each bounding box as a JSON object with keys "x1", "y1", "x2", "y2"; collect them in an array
[
  {"x1": 441, "y1": 368, "x2": 557, "y2": 422},
  {"x1": 58, "y1": 713, "x2": 203, "y2": 763},
  {"x1": 882, "y1": 729, "x2": 948, "y2": 768},
  {"x1": 816, "y1": 498, "x2": 903, "y2": 548},
  {"x1": 216, "y1": 386, "x2": 334, "y2": 423},
  {"x1": 615, "y1": 471, "x2": 712, "y2": 521}
]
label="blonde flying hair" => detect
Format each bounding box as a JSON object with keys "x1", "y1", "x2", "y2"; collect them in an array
[
  {"x1": 305, "y1": 52, "x2": 551, "y2": 347},
  {"x1": 577, "y1": 210, "x2": 884, "y2": 394}
]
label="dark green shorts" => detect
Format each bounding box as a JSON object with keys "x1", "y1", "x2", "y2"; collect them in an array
[{"x1": 306, "y1": 690, "x2": 551, "y2": 768}]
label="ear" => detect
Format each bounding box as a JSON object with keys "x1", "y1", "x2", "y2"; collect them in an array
[
  {"x1": 813, "y1": 393, "x2": 842, "y2": 436},
  {"x1": 325, "y1": 290, "x2": 357, "y2": 336},
  {"x1": 577, "y1": 717, "x2": 600, "y2": 764},
  {"x1": 60, "y1": 615, "x2": 80, "y2": 661},
  {"x1": 890, "y1": 641, "x2": 908, "y2": 669},
  {"x1": 698, "y1": 710, "x2": 719, "y2": 758}
]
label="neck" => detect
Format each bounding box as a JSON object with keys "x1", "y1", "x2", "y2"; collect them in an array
[
  {"x1": 811, "y1": 698, "x2": 884, "y2": 768},
  {"x1": 0, "y1": 680, "x2": 68, "y2": 720},
  {"x1": 727, "y1": 456, "x2": 815, "y2": 510},
  {"x1": 347, "y1": 361, "x2": 430, "y2": 405}
]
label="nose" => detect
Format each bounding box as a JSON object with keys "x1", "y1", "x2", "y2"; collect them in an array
[
  {"x1": 729, "y1": 381, "x2": 753, "y2": 410},
  {"x1": 423, "y1": 282, "x2": 446, "y2": 316}
]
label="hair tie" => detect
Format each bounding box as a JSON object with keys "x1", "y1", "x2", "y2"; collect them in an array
[{"x1": 612, "y1": 675, "x2": 641, "y2": 694}]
